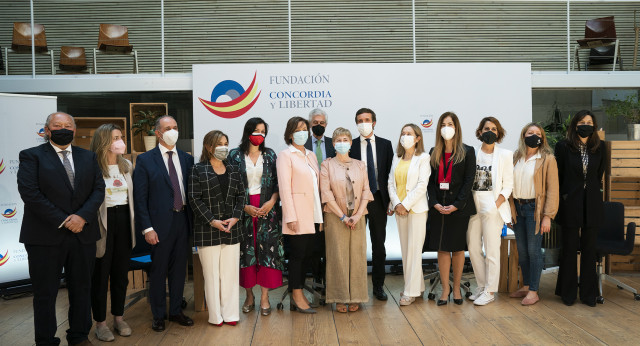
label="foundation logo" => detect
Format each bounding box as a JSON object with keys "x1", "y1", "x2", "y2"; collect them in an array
[
  {"x1": 198, "y1": 72, "x2": 261, "y2": 119},
  {"x1": 0, "y1": 159, "x2": 5, "y2": 175},
  {"x1": 0, "y1": 250, "x2": 9, "y2": 267},
  {"x1": 37, "y1": 128, "x2": 46, "y2": 137},
  {"x1": 2, "y1": 207, "x2": 17, "y2": 218},
  {"x1": 421, "y1": 118, "x2": 433, "y2": 128}
]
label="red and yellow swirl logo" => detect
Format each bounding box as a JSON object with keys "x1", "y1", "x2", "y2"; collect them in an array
[
  {"x1": 198, "y1": 72, "x2": 261, "y2": 119},
  {"x1": 0, "y1": 250, "x2": 9, "y2": 267},
  {"x1": 2, "y1": 207, "x2": 17, "y2": 218},
  {"x1": 0, "y1": 159, "x2": 5, "y2": 175}
]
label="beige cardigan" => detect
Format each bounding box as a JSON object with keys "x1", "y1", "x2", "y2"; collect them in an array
[
  {"x1": 509, "y1": 154, "x2": 559, "y2": 234},
  {"x1": 96, "y1": 161, "x2": 136, "y2": 258},
  {"x1": 320, "y1": 158, "x2": 374, "y2": 215}
]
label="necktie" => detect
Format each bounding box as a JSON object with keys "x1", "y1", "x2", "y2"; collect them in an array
[
  {"x1": 61, "y1": 150, "x2": 75, "y2": 189},
  {"x1": 167, "y1": 151, "x2": 183, "y2": 210},
  {"x1": 315, "y1": 138, "x2": 323, "y2": 167},
  {"x1": 366, "y1": 138, "x2": 378, "y2": 194}
]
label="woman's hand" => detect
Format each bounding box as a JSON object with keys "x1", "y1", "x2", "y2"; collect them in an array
[
  {"x1": 225, "y1": 217, "x2": 239, "y2": 230},
  {"x1": 386, "y1": 208, "x2": 395, "y2": 216},
  {"x1": 346, "y1": 213, "x2": 363, "y2": 230},
  {"x1": 495, "y1": 195, "x2": 506, "y2": 209},
  {"x1": 395, "y1": 204, "x2": 409, "y2": 216},
  {"x1": 441, "y1": 205, "x2": 458, "y2": 214},
  {"x1": 287, "y1": 221, "x2": 298, "y2": 233},
  {"x1": 257, "y1": 199, "x2": 276, "y2": 218},
  {"x1": 541, "y1": 216, "x2": 552, "y2": 234},
  {"x1": 210, "y1": 219, "x2": 230, "y2": 233},
  {"x1": 244, "y1": 205, "x2": 259, "y2": 218},
  {"x1": 434, "y1": 204, "x2": 444, "y2": 213}
]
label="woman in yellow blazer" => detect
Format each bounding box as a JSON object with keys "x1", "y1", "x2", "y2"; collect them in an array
[
  {"x1": 276, "y1": 116, "x2": 323, "y2": 314},
  {"x1": 388, "y1": 123, "x2": 431, "y2": 306},
  {"x1": 508, "y1": 123, "x2": 559, "y2": 305}
]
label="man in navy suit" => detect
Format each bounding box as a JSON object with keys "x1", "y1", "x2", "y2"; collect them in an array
[
  {"x1": 133, "y1": 115, "x2": 194, "y2": 331},
  {"x1": 349, "y1": 108, "x2": 394, "y2": 301},
  {"x1": 18, "y1": 112, "x2": 105, "y2": 346}
]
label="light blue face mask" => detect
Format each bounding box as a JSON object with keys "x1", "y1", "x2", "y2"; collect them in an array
[
  {"x1": 334, "y1": 142, "x2": 351, "y2": 154},
  {"x1": 292, "y1": 130, "x2": 308, "y2": 145}
]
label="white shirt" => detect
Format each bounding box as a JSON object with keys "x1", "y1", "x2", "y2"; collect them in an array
[
  {"x1": 513, "y1": 152, "x2": 540, "y2": 199},
  {"x1": 159, "y1": 144, "x2": 186, "y2": 204},
  {"x1": 104, "y1": 165, "x2": 128, "y2": 207},
  {"x1": 245, "y1": 154, "x2": 264, "y2": 195},
  {"x1": 289, "y1": 145, "x2": 323, "y2": 223},
  {"x1": 359, "y1": 135, "x2": 378, "y2": 183},
  {"x1": 51, "y1": 142, "x2": 75, "y2": 173}
]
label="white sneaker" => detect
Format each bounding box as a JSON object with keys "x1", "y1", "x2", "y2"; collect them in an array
[
  {"x1": 473, "y1": 291, "x2": 495, "y2": 306},
  {"x1": 469, "y1": 287, "x2": 484, "y2": 301}
]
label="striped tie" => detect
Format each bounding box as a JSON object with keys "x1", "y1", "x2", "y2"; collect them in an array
[
  {"x1": 315, "y1": 138, "x2": 323, "y2": 167},
  {"x1": 61, "y1": 150, "x2": 75, "y2": 189}
]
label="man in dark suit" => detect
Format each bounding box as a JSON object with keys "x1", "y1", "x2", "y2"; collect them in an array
[
  {"x1": 133, "y1": 115, "x2": 194, "y2": 331},
  {"x1": 349, "y1": 107, "x2": 394, "y2": 301},
  {"x1": 304, "y1": 108, "x2": 335, "y2": 298},
  {"x1": 18, "y1": 112, "x2": 105, "y2": 346}
]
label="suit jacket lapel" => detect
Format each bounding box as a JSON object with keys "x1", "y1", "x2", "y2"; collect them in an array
[
  {"x1": 178, "y1": 150, "x2": 189, "y2": 187},
  {"x1": 152, "y1": 148, "x2": 172, "y2": 188},
  {"x1": 43, "y1": 144, "x2": 74, "y2": 191},
  {"x1": 351, "y1": 139, "x2": 361, "y2": 160},
  {"x1": 71, "y1": 146, "x2": 82, "y2": 191},
  {"x1": 375, "y1": 135, "x2": 384, "y2": 183},
  {"x1": 491, "y1": 146, "x2": 500, "y2": 193}
]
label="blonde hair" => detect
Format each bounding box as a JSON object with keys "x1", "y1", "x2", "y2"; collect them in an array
[
  {"x1": 396, "y1": 124, "x2": 425, "y2": 158},
  {"x1": 430, "y1": 112, "x2": 466, "y2": 168},
  {"x1": 513, "y1": 123, "x2": 553, "y2": 163},
  {"x1": 331, "y1": 127, "x2": 352, "y2": 143},
  {"x1": 89, "y1": 124, "x2": 130, "y2": 178}
]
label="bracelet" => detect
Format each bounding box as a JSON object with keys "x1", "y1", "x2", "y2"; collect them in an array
[{"x1": 340, "y1": 214, "x2": 347, "y2": 222}]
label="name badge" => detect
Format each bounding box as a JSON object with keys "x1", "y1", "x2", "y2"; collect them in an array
[{"x1": 440, "y1": 182, "x2": 450, "y2": 190}]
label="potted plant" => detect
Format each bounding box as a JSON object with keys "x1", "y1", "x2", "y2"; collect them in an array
[
  {"x1": 605, "y1": 94, "x2": 640, "y2": 140},
  {"x1": 131, "y1": 110, "x2": 161, "y2": 151}
]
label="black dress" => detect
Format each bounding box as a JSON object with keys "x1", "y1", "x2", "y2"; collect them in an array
[{"x1": 426, "y1": 145, "x2": 477, "y2": 252}]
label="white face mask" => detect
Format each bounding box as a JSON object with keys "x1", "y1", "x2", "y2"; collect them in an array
[
  {"x1": 213, "y1": 146, "x2": 229, "y2": 160},
  {"x1": 440, "y1": 126, "x2": 455, "y2": 141},
  {"x1": 401, "y1": 135, "x2": 416, "y2": 149},
  {"x1": 162, "y1": 129, "x2": 179, "y2": 146},
  {"x1": 357, "y1": 122, "x2": 373, "y2": 137},
  {"x1": 292, "y1": 130, "x2": 309, "y2": 146}
]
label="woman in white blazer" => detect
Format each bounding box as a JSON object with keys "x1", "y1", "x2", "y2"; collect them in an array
[
  {"x1": 89, "y1": 124, "x2": 136, "y2": 341},
  {"x1": 467, "y1": 117, "x2": 514, "y2": 306},
  {"x1": 388, "y1": 123, "x2": 431, "y2": 306}
]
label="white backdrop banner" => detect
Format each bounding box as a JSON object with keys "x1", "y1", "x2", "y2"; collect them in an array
[
  {"x1": 0, "y1": 93, "x2": 57, "y2": 286},
  {"x1": 193, "y1": 63, "x2": 532, "y2": 159}
]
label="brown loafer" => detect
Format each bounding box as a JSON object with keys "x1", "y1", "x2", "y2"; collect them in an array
[{"x1": 521, "y1": 295, "x2": 540, "y2": 306}]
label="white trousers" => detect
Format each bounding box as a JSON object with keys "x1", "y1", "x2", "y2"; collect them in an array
[
  {"x1": 396, "y1": 212, "x2": 427, "y2": 297},
  {"x1": 467, "y1": 196, "x2": 504, "y2": 293},
  {"x1": 198, "y1": 243, "x2": 240, "y2": 324}
]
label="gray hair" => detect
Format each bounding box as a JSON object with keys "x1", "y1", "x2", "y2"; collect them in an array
[
  {"x1": 308, "y1": 108, "x2": 328, "y2": 123},
  {"x1": 155, "y1": 115, "x2": 177, "y2": 131},
  {"x1": 44, "y1": 112, "x2": 76, "y2": 141}
]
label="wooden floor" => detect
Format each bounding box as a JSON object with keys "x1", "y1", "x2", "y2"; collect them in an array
[{"x1": 3, "y1": 271, "x2": 640, "y2": 345}]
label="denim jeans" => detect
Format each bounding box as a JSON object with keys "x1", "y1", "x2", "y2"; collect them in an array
[{"x1": 513, "y1": 201, "x2": 544, "y2": 291}]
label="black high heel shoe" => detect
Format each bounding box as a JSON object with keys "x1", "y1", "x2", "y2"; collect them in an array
[
  {"x1": 453, "y1": 287, "x2": 464, "y2": 305},
  {"x1": 437, "y1": 285, "x2": 452, "y2": 306}
]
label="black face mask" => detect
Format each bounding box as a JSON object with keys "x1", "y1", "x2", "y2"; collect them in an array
[
  {"x1": 49, "y1": 128, "x2": 74, "y2": 146},
  {"x1": 577, "y1": 125, "x2": 594, "y2": 139},
  {"x1": 524, "y1": 134, "x2": 542, "y2": 148},
  {"x1": 312, "y1": 124, "x2": 326, "y2": 137},
  {"x1": 480, "y1": 131, "x2": 498, "y2": 145}
]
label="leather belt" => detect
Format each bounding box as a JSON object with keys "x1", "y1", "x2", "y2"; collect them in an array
[{"x1": 514, "y1": 198, "x2": 535, "y2": 205}]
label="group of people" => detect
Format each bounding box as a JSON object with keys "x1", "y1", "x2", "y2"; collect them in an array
[{"x1": 17, "y1": 107, "x2": 604, "y2": 346}]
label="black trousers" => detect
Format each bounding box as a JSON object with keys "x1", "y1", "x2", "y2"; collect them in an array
[
  {"x1": 366, "y1": 191, "x2": 387, "y2": 287},
  {"x1": 149, "y1": 210, "x2": 189, "y2": 319},
  {"x1": 309, "y1": 230, "x2": 326, "y2": 285},
  {"x1": 91, "y1": 205, "x2": 132, "y2": 322},
  {"x1": 26, "y1": 232, "x2": 96, "y2": 346},
  {"x1": 285, "y1": 231, "x2": 317, "y2": 289},
  {"x1": 555, "y1": 200, "x2": 598, "y2": 304}
]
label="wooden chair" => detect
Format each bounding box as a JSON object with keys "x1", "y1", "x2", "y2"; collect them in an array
[
  {"x1": 573, "y1": 16, "x2": 622, "y2": 71},
  {"x1": 93, "y1": 24, "x2": 138, "y2": 74},
  {"x1": 59, "y1": 46, "x2": 88, "y2": 72},
  {"x1": 4, "y1": 22, "x2": 54, "y2": 75}
]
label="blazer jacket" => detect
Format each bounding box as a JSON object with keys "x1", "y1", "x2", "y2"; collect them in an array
[
  {"x1": 554, "y1": 139, "x2": 605, "y2": 228},
  {"x1": 188, "y1": 160, "x2": 246, "y2": 246},
  {"x1": 228, "y1": 147, "x2": 283, "y2": 270},
  {"x1": 509, "y1": 154, "x2": 560, "y2": 233},
  {"x1": 97, "y1": 160, "x2": 136, "y2": 257},
  {"x1": 133, "y1": 146, "x2": 194, "y2": 240},
  {"x1": 320, "y1": 158, "x2": 374, "y2": 215},
  {"x1": 304, "y1": 135, "x2": 336, "y2": 162},
  {"x1": 18, "y1": 143, "x2": 105, "y2": 246},
  {"x1": 276, "y1": 146, "x2": 321, "y2": 235},
  {"x1": 388, "y1": 152, "x2": 431, "y2": 214},
  {"x1": 349, "y1": 135, "x2": 394, "y2": 208},
  {"x1": 427, "y1": 144, "x2": 477, "y2": 217},
  {"x1": 474, "y1": 145, "x2": 514, "y2": 223}
]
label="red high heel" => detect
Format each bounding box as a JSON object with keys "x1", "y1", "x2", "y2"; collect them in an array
[
  {"x1": 212, "y1": 322, "x2": 223, "y2": 327},
  {"x1": 224, "y1": 321, "x2": 237, "y2": 326}
]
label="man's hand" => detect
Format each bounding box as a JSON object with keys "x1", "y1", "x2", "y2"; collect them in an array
[
  {"x1": 145, "y1": 230, "x2": 160, "y2": 245},
  {"x1": 64, "y1": 214, "x2": 86, "y2": 233}
]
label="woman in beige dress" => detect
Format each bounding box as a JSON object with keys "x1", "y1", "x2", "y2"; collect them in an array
[{"x1": 320, "y1": 127, "x2": 373, "y2": 313}]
